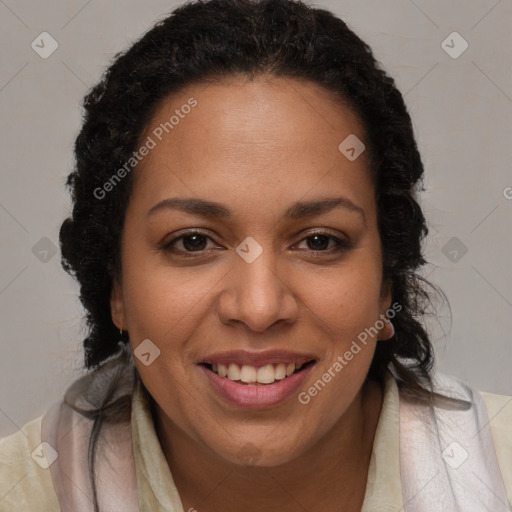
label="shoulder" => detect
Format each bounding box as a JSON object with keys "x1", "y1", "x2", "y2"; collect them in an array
[
  {"x1": 0, "y1": 416, "x2": 61, "y2": 511},
  {"x1": 450, "y1": 376, "x2": 512, "y2": 506},
  {"x1": 430, "y1": 373, "x2": 512, "y2": 466},
  {"x1": 479, "y1": 388, "x2": 512, "y2": 432},
  {"x1": 479, "y1": 389, "x2": 512, "y2": 497},
  {"x1": 403, "y1": 372, "x2": 512, "y2": 506}
]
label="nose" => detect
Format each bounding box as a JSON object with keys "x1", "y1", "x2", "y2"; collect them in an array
[{"x1": 217, "y1": 248, "x2": 299, "y2": 333}]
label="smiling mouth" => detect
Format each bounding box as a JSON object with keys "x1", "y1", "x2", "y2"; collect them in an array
[{"x1": 200, "y1": 360, "x2": 316, "y2": 386}]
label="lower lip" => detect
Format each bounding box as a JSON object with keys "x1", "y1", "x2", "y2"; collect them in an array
[{"x1": 200, "y1": 363, "x2": 315, "y2": 409}]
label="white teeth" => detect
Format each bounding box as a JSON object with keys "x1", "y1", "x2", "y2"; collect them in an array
[
  {"x1": 257, "y1": 364, "x2": 276, "y2": 384},
  {"x1": 240, "y1": 365, "x2": 257, "y2": 383},
  {"x1": 227, "y1": 363, "x2": 240, "y2": 380},
  {"x1": 274, "y1": 363, "x2": 287, "y2": 380},
  {"x1": 209, "y1": 361, "x2": 311, "y2": 384}
]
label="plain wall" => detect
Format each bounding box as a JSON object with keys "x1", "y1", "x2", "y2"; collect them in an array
[{"x1": 1, "y1": 0, "x2": 511, "y2": 438}]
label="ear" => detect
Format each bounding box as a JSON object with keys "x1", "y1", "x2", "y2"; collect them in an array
[
  {"x1": 379, "y1": 277, "x2": 393, "y2": 313},
  {"x1": 110, "y1": 277, "x2": 126, "y2": 331},
  {"x1": 378, "y1": 277, "x2": 395, "y2": 340}
]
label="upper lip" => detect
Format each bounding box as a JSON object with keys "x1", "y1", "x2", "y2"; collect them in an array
[{"x1": 199, "y1": 350, "x2": 317, "y2": 367}]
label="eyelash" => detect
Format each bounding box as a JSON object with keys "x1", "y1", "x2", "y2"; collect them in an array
[{"x1": 159, "y1": 229, "x2": 353, "y2": 258}]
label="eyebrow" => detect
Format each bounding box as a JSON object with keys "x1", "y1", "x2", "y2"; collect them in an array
[{"x1": 147, "y1": 196, "x2": 366, "y2": 223}]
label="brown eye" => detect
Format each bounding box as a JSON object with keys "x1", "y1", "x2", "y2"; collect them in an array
[
  {"x1": 161, "y1": 230, "x2": 217, "y2": 257},
  {"x1": 180, "y1": 233, "x2": 208, "y2": 251},
  {"x1": 296, "y1": 232, "x2": 352, "y2": 254},
  {"x1": 306, "y1": 234, "x2": 331, "y2": 251}
]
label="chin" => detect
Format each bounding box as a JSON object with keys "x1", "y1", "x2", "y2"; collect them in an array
[{"x1": 215, "y1": 437, "x2": 309, "y2": 468}]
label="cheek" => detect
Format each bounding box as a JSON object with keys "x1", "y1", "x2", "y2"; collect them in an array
[
  {"x1": 121, "y1": 246, "x2": 219, "y2": 341},
  {"x1": 297, "y1": 267, "x2": 382, "y2": 425},
  {"x1": 300, "y1": 259, "x2": 383, "y2": 338},
  {"x1": 120, "y1": 259, "x2": 205, "y2": 418}
]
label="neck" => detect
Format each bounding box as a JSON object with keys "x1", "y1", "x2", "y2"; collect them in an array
[{"x1": 153, "y1": 378, "x2": 383, "y2": 512}]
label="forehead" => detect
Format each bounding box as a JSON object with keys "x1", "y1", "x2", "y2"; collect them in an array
[{"x1": 130, "y1": 75, "x2": 374, "y2": 216}]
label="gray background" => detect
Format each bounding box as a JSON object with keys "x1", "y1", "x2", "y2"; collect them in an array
[{"x1": 0, "y1": 0, "x2": 511, "y2": 438}]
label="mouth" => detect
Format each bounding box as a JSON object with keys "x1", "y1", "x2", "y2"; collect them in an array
[
  {"x1": 199, "y1": 360, "x2": 317, "y2": 386},
  {"x1": 198, "y1": 357, "x2": 317, "y2": 409}
]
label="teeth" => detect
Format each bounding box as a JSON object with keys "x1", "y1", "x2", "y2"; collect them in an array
[
  {"x1": 209, "y1": 361, "x2": 310, "y2": 384},
  {"x1": 240, "y1": 365, "x2": 257, "y2": 383},
  {"x1": 227, "y1": 363, "x2": 240, "y2": 380},
  {"x1": 274, "y1": 363, "x2": 287, "y2": 380},
  {"x1": 257, "y1": 364, "x2": 276, "y2": 384}
]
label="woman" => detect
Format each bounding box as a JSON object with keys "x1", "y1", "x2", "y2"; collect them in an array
[{"x1": 0, "y1": 0, "x2": 510, "y2": 511}]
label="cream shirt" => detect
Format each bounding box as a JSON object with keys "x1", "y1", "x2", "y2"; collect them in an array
[{"x1": 1, "y1": 372, "x2": 511, "y2": 511}]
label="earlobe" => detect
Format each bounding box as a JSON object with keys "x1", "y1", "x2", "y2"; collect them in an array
[
  {"x1": 110, "y1": 278, "x2": 125, "y2": 331},
  {"x1": 378, "y1": 319, "x2": 395, "y2": 341},
  {"x1": 378, "y1": 278, "x2": 395, "y2": 340}
]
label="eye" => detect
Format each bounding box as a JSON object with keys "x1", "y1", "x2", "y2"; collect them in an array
[
  {"x1": 160, "y1": 230, "x2": 219, "y2": 257},
  {"x1": 295, "y1": 232, "x2": 352, "y2": 255}
]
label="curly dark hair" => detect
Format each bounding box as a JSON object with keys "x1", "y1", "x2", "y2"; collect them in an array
[{"x1": 60, "y1": 0, "x2": 445, "y2": 394}]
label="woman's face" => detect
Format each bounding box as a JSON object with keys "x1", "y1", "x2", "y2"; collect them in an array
[{"x1": 111, "y1": 76, "x2": 392, "y2": 466}]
